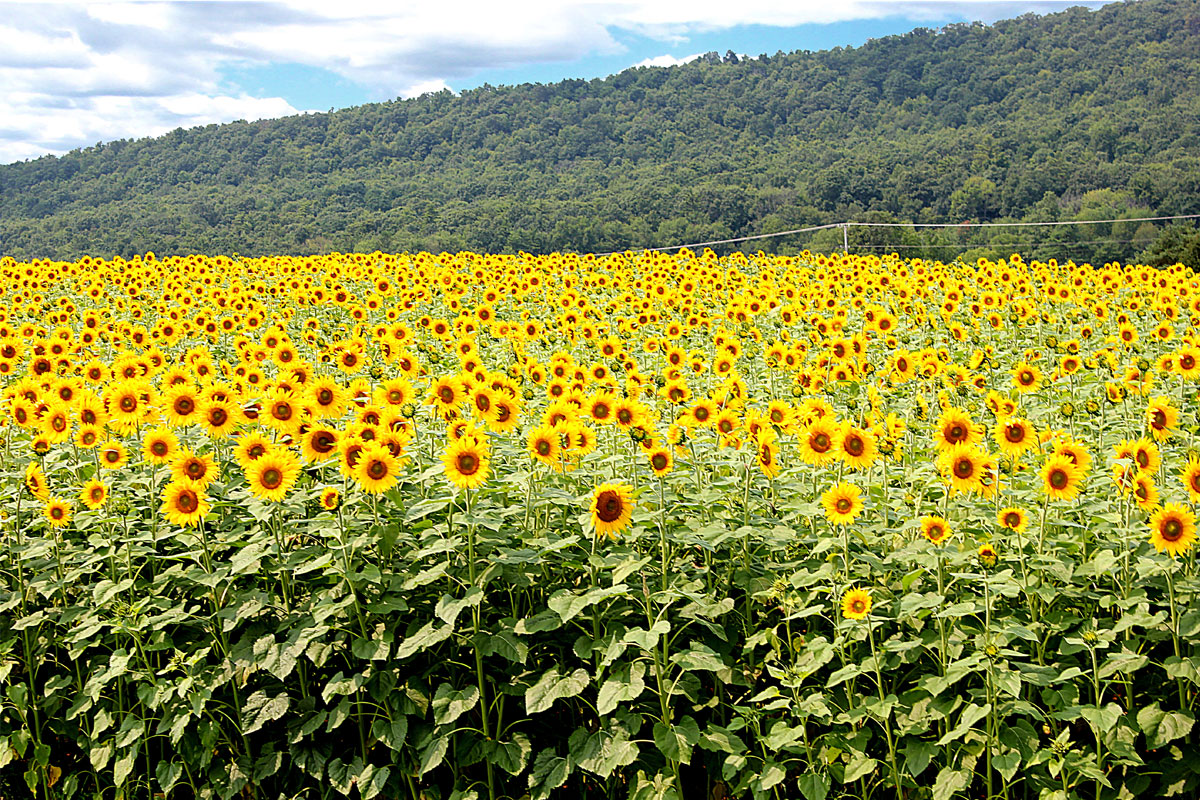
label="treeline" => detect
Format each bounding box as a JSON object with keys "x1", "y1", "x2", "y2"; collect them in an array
[{"x1": 2, "y1": 0, "x2": 1199, "y2": 264}]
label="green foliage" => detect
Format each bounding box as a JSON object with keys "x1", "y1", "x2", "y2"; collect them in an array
[{"x1": 1, "y1": 0, "x2": 1199, "y2": 261}]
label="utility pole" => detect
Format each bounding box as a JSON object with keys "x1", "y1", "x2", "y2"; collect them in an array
[{"x1": 842, "y1": 223, "x2": 849, "y2": 255}]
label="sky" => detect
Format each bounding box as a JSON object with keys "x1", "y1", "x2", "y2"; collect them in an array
[{"x1": 1, "y1": 1, "x2": 1112, "y2": 165}]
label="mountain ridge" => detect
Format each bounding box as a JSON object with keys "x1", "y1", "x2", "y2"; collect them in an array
[{"x1": 2, "y1": 0, "x2": 1198, "y2": 261}]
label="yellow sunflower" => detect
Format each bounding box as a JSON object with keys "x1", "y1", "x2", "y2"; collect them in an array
[
  {"x1": 1149, "y1": 503, "x2": 1197, "y2": 557},
  {"x1": 44, "y1": 497, "x2": 71, "y2": 528},
  {"x1": 841, "y1": 587, "x2": 872, "y2": 620},
  {"x1": 442, "y1": 437, "x2": 490, "y2": 490},
  {"x1": 80, "y1": 478, "x2": 108, "y2": 510},
  {"x1": 921, "y1": 515, "x2": 951, "y2": 545},
  {"x1": 1040, "y1": 453, "x2": 1084, "y2": 501},
  {"x1": 591, "y1": 482, "x2": 634, "y2": 540},
  {"x1": 355, "y1": 442, "x2": 401, "y2": 494},
  {"x1": 245, "y1": 447, "x2": 301, "y2": 501},
  {"x1": 821, "y1": 482, "x2": 863, "y2": 525},
  {"x1": 161, "y1": 481, "x2": 210, "y2": 527}
]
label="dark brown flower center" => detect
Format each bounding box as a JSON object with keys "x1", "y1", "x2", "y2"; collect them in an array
[{"x1": 596, "y1": 491, "x2": 623, "y2": 523}]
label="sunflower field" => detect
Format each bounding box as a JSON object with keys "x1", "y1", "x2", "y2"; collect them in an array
[{"x1": 0, "y1": 248, "x2": 1197, "y2": 800}]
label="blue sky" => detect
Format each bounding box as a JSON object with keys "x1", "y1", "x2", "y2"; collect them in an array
[{"x1": 1, "y1": 2, "x2": 1111, "y2": 164}]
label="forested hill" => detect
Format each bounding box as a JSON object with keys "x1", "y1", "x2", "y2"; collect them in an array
[{"x1": 2, "y1": 0, "x2": 1199, "y2": 263}]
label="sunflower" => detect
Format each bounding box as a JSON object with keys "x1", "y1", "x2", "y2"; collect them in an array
[
  {"x1": 1180, "y1": 457, "x2": 1200, "y2": 502},
  {"x1": 591, "y1": 482, "x2": 634, "y2": 539},
  {"x1": 756, "y1": 431, "x2": 781, "y2": 479},
  {"x1": 319, "y1": 487, "x2": 340, "y2": 511},
  {"x1": 995, "y1": 417, "x2": 1037, "y2": 459},
  {"x1": 1130, "y1": 438, "x2": 1161, "y2": 475},
  {"x1": 1149, "y1": 503, "x2": 1197, "y2": 557},
  {"x1": 44, "y1": 497, "x2": 71, "y2": 528},
  {"x1": 977, "y1": 543, "x2": 999, "y2": 569},
  {"x1": 233, "y1": 431, "x2": 272, "y2": 468},
  {"x1": 921, "y1": 515, "x2": 951, "y2": 545},
  {"x1": 612, "y1": 398, "x2": 647, "y2": 431},
  {"x1": 1132, "y1": 474, "x2": 1159, "y2": 511},
  {"x1": 161, "y1": 481, "x2": 209, "y2": 527},
  {"x1": 997, "y1": 507, "x2": 1028, "y2": 533},
  {"x1": 841, "y1": 588, "x2": 872, "y2": 620},
  {"x1": 586, "y1": 392, "x2": 617, "y2": 424},
  {"x1": 245, "y1": 447, "x2": 301, "y2": 501},
  {"x1": 936, "y1": 407, "x2": 980, "y2": 452},
  {"x1": 98, "y1": 440, "x2": 129, "y2": 470},
  {"x1": 684, "y1": 399, "x2": 717, "y2": 429},
  {"x1": 442, "y1": 437, "x2": 490, "y2": 490},
  {"x1": 171, "y1": 449, "x2": 218, "y2": 489},
  {"x1": 1012, "y1": 361, "x2": 1042, "y2": 393},
  {"x1": 163, "y1": 386, "x2": 204, "y2": 428},
  {"x1": 939, "y1": 445, "x2": 986, "y2": 495},
  {"x1": 1053, "y1": 439, "x2": 1092, "y2": 474},
  {"x1": 355, "y1": 442, "x2": 401, "y2": 494},
  {"x1": 41, "y1": 405, "x2": 71, "y2": 444},
  {"x1": 1145, "y1": 396, "x2": 1178, "y2": 442},
  {"x1": 527, "y1": 425, "x2": 562, "y2": 470},
  {"x1": 300, "y1": 425, "x2": 340, "y2": 463},
  {"x1": 797, "y1": 418, "x2": 841, "y2": 466},
  {"x1": 24, "y1": 463, "x2": 50, "y2": 501},
  {"x1": 1040, "y1": 453, "x2": 1084, "y2": 501},
  {"x1": 75, "y1": 423, "x2": 103, "y2": 449},
  {"x1": 428, "y1": 375, "x2": 464, "y2": 414},
  {"x1": 821, "y1": 482, "x2": 863, "y2": 525},
  {"x1": 647, "y1": 446, "x2": 673, "y2": 477},
  {"x1": 80, "y1": 478, "x2": 108, "y2": 510},
  {"x1": 838, "y1": 423, "x2": 877, "y2": 470},
  {"x1": 308, "y1": 377, "x2": 348, "y2": 419}
]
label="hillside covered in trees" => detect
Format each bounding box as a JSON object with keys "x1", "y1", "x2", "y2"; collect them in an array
[{"x1": 2, "y1": 0, "x2": 1199, "y2": 263}]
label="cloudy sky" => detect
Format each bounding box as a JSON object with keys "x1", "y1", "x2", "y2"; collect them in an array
[{"x1": 2, "y1": 1, "x2": 1110, "y2": 164}]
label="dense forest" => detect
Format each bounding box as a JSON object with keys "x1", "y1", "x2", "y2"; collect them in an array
[{"x1": 2, "y1": 0, "x2": 1199, "y2": 264}]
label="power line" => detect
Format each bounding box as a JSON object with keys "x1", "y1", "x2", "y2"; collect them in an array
[
  {"x1": 854, "y1": 237, "x2": 1157, "y2": 250},
  {"x1": 599, "y1": 212, "x2": 1200, "y2": 256}
]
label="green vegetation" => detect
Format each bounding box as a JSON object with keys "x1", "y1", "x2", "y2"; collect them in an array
[{"x1": 1, "y1": 0, "x2": 1198, "y2": 262}]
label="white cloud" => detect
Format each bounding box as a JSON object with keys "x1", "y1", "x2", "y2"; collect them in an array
[
  {"x1": 632, "y1": 53, "x2": 703, "y2": 69},
  {"x1": 0, "y1": 1, "x2": 1106, "y2": 164}
]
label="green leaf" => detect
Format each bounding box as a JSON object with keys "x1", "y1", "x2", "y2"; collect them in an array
[
  {"x1": 994, "y1": 752, "x2": 1020, "y2": 782},
  {"x1": 395, "y1": 621, "x2": 453, "y2": 661},
  {"x1": 1137, "y1": 703, "x2": 1195, "y2": 749},
  {"x1": 433, "y1": 684, "x2": 480, "y2": 726},
  {"x1": 597, "y1": 661, "x2": 647, "y2": 716},
  {"x1": 902, "y1": 739, "x2": 937, "y2": 778},
  {"x1": 529, "y1": 749, "x2": 571, "y2": 800},
  {"x1": 938, "y1": 703, "x2": 990, "y2": 745},
  {"x1": 669, "y1": 643, "x2": 726, "y2": 673},
  {"x1": 241, "y1": 691, "x2": 289, "y2": 735},
  {"x1": 418, "y1": 736, "x2": 449, "y2": 776},
  {"x1": 548, "y1": 584, "x2": 628, "y2": 624},
  {"x1": 624, "y1": 620, "x2": 671, "y2": 650},
  {"x1": 1080, "y1": 703, "x2": 1122, "y2": 737},
  {"x1": 435, "y1": 587, "x2": 483, "y2": 626},
  {"x1": 486, "y1": 733, "x2": 531, "y2": 775},
  {"x1": 526, "y1": 667, "x2": 589, "y2": 714},
  {"x1": 360, "y1": 765, "x2": 390, "y2": 800},
  {"x1": 798, "y1": 773, "x2": 831, "y2": 800},
  {"x1": 932, "y1": 766, "x2": 970, "y2": 800},
  {"x1": 843, "y1": 753, "x2": 878, "y2": 783},
  {"x1": 113, "y1": 750, "x2": 136, "y2": 788},
  {"x1": 758, "y1": 763, "x2": 787, "y2": 791},
  {"x1": 653, "y1": 716, "x2": 700, "y2": 765}
]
